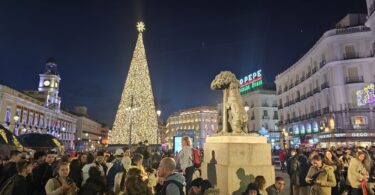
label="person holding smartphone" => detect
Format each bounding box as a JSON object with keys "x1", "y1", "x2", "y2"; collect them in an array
[
  {"x1": 45, "y1": 162, "x2": 78, "y2": 195},
  {"x1": 305, "y1": 154, "x2": 336, "y2": 195}
]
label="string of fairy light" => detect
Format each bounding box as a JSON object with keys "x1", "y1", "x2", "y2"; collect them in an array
[{"x1": 109, "y1": 22, "x2": 158, "y2": 144}]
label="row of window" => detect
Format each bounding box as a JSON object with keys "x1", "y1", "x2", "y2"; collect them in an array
[
  {"x1": 4, "y1": 106, "x2": 75, "y2": 132},
  {"x1": 249, "y1": 110, "x2": 279, "y2": 120},
  {"x1": 278, "y1": 45, "x2": 361, "y2": 95}
]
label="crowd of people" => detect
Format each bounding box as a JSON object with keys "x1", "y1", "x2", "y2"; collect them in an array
[
  {"x1": 280, "y1": 145, "x2": 375, "y2": 195},
  {"x1": 0, "y1": 136, "x2": 287, "y2": 195}
]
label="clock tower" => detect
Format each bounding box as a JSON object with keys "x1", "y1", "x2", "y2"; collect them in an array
[{"x1": 37, "y1": 58, "x2": 61, "y2": 110}]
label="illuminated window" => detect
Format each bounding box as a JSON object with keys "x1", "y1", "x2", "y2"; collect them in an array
[{"x1": 352, "y1": 116, "x2": 367, "y2": 129}]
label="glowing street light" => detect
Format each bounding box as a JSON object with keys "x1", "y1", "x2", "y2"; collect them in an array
[{"x1": 244, "y1": 102, "x2": 250, "y2": 112}]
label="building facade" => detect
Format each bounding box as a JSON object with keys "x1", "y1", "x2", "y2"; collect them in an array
[
  {"x1": 275, "y1": 14, "x2": 375, "y2": 148},
  {"x1": 0, "y1": 85, "x2": 77, "y2": 149},
  {"x1": 71, "y1": 106, "x2": 105, "y2": 151},
  {"x1": 166, "y1": 106, "x2": 219, "y2": 149},
  {"x1": 242, "y1": 89, "x2": 281, "y2": 147}
]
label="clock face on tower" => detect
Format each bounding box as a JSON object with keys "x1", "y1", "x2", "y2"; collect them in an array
[{"x1": 43, "y1": 80, "x2": 50, "y2": 87}]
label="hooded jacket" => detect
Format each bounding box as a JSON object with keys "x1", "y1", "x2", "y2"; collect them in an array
[{"x1": 163, "y1": 172, "x2": 185, "y2": 195}]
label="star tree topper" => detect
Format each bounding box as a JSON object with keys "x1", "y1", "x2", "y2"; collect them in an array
[{"x1": 137, "y1": 22, "x2": 146, "y2": 33}]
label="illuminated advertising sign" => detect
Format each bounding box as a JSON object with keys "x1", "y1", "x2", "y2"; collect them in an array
[
  {"x1": 239, "y1": 69, "x2": 263, "y2": 94},
  {"x1": 356, "y1": 83, "x2": 375, "y2": 106}
]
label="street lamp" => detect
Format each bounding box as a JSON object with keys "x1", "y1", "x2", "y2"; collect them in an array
[
  {"x1": 62, "y1": 127, "x2": 66, "y2": 132},
  {"x1": 244, "y1": 102, "x2": 250, "y2": 132},
  {"x1": 126, "y1": 96, "x2": 139, "y2": 147},
  {"x1": 13, "y1": 115, "x2": 19, "y2": 135},
  {"x1": 244, "y1": 102, "x2": 250, "y2": 112},
  {"x1": 156, "y1": 109, "x2": 161, "y2": 144}
]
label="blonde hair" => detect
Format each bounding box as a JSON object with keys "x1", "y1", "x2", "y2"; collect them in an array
[{"x1": 182, "y1": 136, "x2": 191, "y2": 146}]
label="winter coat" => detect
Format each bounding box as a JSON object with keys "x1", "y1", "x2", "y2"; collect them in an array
[
  {"x1": 32, "y1": 162, "x2": 53, "y2": 195},
  {"x1": 45, "y1": 177, "x2": 77, "y2": 195},
  {"x1": 114, "y1": 171, "x2": 127, "y2": 194},
  {"x1": 81, "y1": 163, "x2": 104, "y2": 186},
  {"x1": 178, "y1": 146, "x2": 193, "y2": 171},
  {"x1": 266, "y1": 184, "x2": 281, "y2": 195},
  {"x1": 287, "y1": 155, "x2": 300, "y2": 185},
  {"x1": 347, "y1": 157, "x2": 367, "y2": 189},
  {"x1": 305, "y1": 164, "x2": 336, "y2": 195},
  {"x1": 79, "y1": 177, "x2": 106, "y2": 195},
  {"x1": 367, "y1": 181, "x2": 375, "y2": 195},
  {"x1": 160, "y1": 172, "x2": 185, "y2": 195}
]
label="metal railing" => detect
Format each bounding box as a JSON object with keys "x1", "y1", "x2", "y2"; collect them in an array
[
  {"x1": 320, "y1": 60, "x2": 326, "y2": 68},
  {"x1": 321, "y1": 82, "x2": 329, "y2": 90},
  {"x1": 345, "y1": 76, "x2": 364, "y2": 84},
  {"x1": 343, "y1": 52, "x2": 360, "y2": 60},
  {"x1": 313, "y1": 87, "x2": 321, "y2": 94}
]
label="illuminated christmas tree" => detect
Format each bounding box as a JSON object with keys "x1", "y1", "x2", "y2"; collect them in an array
[{"x1": 109, "y1": 22, "x2": 158, "y2": 145}]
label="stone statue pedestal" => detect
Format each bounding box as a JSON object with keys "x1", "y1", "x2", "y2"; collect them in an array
[{"x1": 201, "y1": 135, "x2": 275, "y2": 195}]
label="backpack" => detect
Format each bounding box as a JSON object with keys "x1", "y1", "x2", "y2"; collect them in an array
[
  {"x1": 106, "y1": 160, "x2": 124, "y2": 186},
  {"x1": 160, "y1": 180, "x2": 184, "y2": 195},
  {"x1": 0, "y1": 175, "x2": 17, "y2": 195},
  {"x1": 192, "y1": 148, "x2": 201, "y2": 168}
]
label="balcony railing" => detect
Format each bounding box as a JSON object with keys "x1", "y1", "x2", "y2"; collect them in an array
[
  {"x1": 306, "y1": 91, "x2": 312, "y2": 97},
  {"x1": 277, "y1": 90, "x2": 282, "y2": 95},
  {"x1": 289, "y1": 83, "x2": 294, "y2": 90},
  {"x1": 300, "y1": 94, "x2": 306, "y2": 101},
  {"x1": 272, "y1": 104, "x2": 278, "y2": 107},
  {"x1": 251, "y1": 116, "x2": 255, "y2": 120},
  {"x1": 322, "y1": 107, "x2": 329, "y2": 114},
  {"x1": 312, "y1": 67, "x2": 317, "y2": 74},
  {"x1": 306, "y1": 71, "x2": 312, "y2": 79},
  {"x1": 301, "y1": 76, "x2": 305, "y2": 82},
  {"x1": 321, "y1": 82, "x2": 329, "y2": 90},
  {"x1": 313, "y1": 87, "x2": 321, "y2": 94},
  {"x1": 320, "y1": 60, "x2": 326, "y2": 68},
  {"x1": 295, "y1": 80, "x2": 299, "y2": 86},
  {"x1": 262, "y1": 116, "x2": 270, "y2": 119},
  {"x1": 345, "y1": 76, "x2": 364, "y2": 84},
  {"x1": 283, "y1": 86, "x2": 288, "y2": 92},
  {"x1": 278, "y1": 105, "x2": 283, "y2": 109},
  {"x1": 262, "y1": 103, "x2": 269, "y2": 107},
  {"x1": 273, "y1": 115, "x2": 279, "y2": 120},
  {"x1": 337, "y1": 26, "x2": 371, "y2": 36},
  {"x1": 343, "y1": 52, "x2": 360, "y2": 60},
  {"x1": 369, "y1": 2, "x2": 375, "y2": 16},
  {"x1": 295, "y1": 97, "x2": 301, "y2": 102}
]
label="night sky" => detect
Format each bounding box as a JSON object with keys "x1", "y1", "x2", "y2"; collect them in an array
[{"x1": 0, "y1": 0, "x2": 367, "y2": 126}]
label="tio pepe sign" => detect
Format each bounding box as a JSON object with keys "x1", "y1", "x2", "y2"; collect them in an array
[{"x1": 239, "y1": 69, "x2": 263, "y2": 94}]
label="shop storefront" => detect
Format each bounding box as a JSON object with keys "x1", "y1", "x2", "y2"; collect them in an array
[{"x1": 317, "y1": 131, "x2": 375, "y2": 148}]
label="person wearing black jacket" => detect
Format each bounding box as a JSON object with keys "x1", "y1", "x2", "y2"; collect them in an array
[
  {"x1": 0, "y1": 159, "x2": 34, "y2": 195},
  {"x1": 79, "y1": 166, "x2": 106, "y2": 195},
  {"x1": 297, "y1": 152, "x2": 311, "y2": 194},
  {"x1": 69, "y1": 159, "x2": 83, "y2": 189},
  {"x1": 32, "y1": 151, "x2": 49, "y2": 195},
  {"x1": 287, "y1": 149, "x2": 300, "y2": 195},
  {"x1": 0, "y1": 150, "x2": 22, "y2": 187}
]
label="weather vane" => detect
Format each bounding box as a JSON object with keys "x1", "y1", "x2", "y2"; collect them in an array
[{"x1": 137, "y1": 22, "x2": 145, "y2": 33}]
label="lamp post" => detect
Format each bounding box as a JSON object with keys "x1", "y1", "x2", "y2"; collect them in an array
[
  {"x1": 156, "y1": 110, "x2": 161, "y2": 144},
  {"x1": 244, "y1": 102, "x2": 250, "y2": 133},
  {"x1": 126, "y1": 96, "x2": 138, "y2": 148},
  {"x1": 282, "y1": 128, "x2": 288, "y2": 149},
  {"x1": 13, "y1": 115, "x2": 19, "y2": 135}
]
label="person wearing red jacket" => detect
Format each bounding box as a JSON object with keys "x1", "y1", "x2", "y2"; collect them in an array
[{"x1": 279, "y1": 150, "x2": 287, "y2": 172}]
